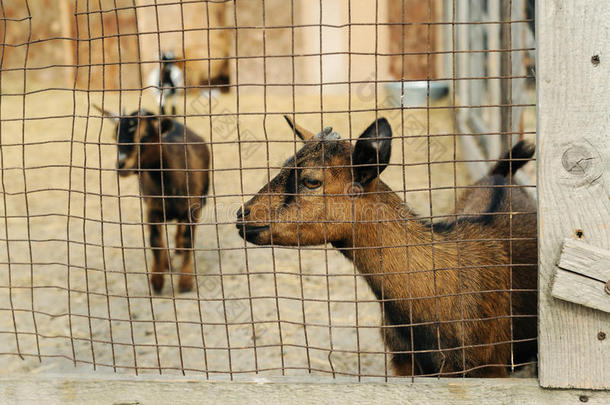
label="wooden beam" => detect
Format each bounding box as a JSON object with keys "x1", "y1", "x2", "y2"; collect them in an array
[
  {"x1": 537, "y1": 0, "x2": 610, "y2": 389},
  {"x1": 1, "y1": 375, "x2": 610, "y2": 404}
]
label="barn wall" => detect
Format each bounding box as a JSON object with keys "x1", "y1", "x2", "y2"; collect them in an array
[
  {"x1": 229, "y1": 0, "x2": 293, "y2": 89},
  {"x1": 388, "y1": 0, "x2": 441, "y2": 80},
  {"x1": 0, "y1": 0, "x2": 75, "y2": 89},
  {"x1": 135, "y1": 0, "x2": 229, "y2": 91},
  {"x1": 73, "y1": 0, "x2": 141, "y2": 90},
  {"x1": 229, "y1": 0, "x2": 394, "y2": 94},
  {"x1": 0, "y1": 1, "x2": 441, "y2": 91}
]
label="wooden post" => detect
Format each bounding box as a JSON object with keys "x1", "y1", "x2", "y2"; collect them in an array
[
  {"x1": 510, "y1": 0, "x2": 525, "y2": 145},
  {"x1": 538, "y1": 0, "x2": 610, "y2": 389},
  {"x1": 486, "y1": 0, "x2": 502, "y2": 161},
  {"x1": 59, "y1": 0, "x2": 75, "y2": 87},
  {"x1": 499, "y1": 0, "x2": 512, "y2": 154}
]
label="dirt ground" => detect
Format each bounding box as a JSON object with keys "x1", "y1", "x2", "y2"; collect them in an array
[{"x1": 0, "y1": 80, "x2": 536, "y2": 379}]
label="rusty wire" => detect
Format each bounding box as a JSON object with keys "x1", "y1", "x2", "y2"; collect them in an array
[{"x1": 0, "y1": 0, "x2": 536, "y2": 379}]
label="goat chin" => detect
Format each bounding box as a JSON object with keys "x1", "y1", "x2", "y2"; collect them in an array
[{"x1": 238, "y1": 224, "x2": 324, "y2": 247}]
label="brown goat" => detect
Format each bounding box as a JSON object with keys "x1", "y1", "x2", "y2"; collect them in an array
[
  {"x1": 236, "y1": 117, "x2": 537, "y2": 377},
  {"x1": 95, "y1": 105, "x2": 210, "y2": 293}
]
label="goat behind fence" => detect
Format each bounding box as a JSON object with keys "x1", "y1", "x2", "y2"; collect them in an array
[{"x1": 0, "y1": 0, "x2": 537, "y2": 380}]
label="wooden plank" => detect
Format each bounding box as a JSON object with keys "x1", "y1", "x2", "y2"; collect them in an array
[
  {"x1": 537, "y1": 0, "x2": 610, "y2": 389},
  {"x1": 557, "y1": 238, "x2": 610, "y2": 282},
  {"x1": 552, "y1": 239, "x2": 610, "y2": 314},
  {"x1": 552, "y1": 269, "x2": 610, "y2": 314},
  {"x1": 1, "y1": 375, "x2": 610, "y2": 405}
]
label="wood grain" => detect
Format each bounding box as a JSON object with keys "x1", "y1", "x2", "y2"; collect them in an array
[
  {"x1": 552, "y1": 238, "x2": 610, "y2": 313},
  {"x1": 1, "y1": 375, "x2": 610, "y2": 405},
  {"x1": 538, "y1": 0, "x2": 610, "y2": 389}
]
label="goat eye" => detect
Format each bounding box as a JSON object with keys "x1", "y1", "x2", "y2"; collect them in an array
[{"x1": 302, "y1": 178, "x2": 322, "y2": 189}]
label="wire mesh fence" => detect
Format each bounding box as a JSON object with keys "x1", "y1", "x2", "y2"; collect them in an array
[{"x1": 0, "y1": 0, "x2": 537, "y2": 380}]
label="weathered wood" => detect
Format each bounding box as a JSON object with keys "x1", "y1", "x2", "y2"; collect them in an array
[
  {"x1": 537, "y1": 0, "x2": 610, "y2": 389},
  {"x1": 552, "y1": 239, "x2": 610, "y2": 314},
  {"x1": 500, "y1": 0, "x2": 513, "y2": 154},
  {"x1": 510, "y1": 0, "x2": 525, "y2": 146},
  {"x1": 456, "y1": 0, "x2": 491, "y2": 182},
  {"x1": 457, "y1": 0, "x2": 529, "y2": 184},
  {"x1": 487, "y1": 0, "x2": 502, "y2": 160},
  {"x1": 1, "y1": 375, "x2": 610, "y2": 405},
  {"x1": 556, "y1": 239, "x2": 610, "y2": 283},
  {"x1": 552, "y1": 270, "x2": 610, "y2": 314}
]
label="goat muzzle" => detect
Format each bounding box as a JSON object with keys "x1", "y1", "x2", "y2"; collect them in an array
[{"x1": 235, "y1": 212, "x2": 270, "y2": 243}]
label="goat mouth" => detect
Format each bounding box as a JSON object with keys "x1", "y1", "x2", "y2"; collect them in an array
[
  {"x1": 236, "y1": 224, "x2": 270, "y2": 239},
  {"x1": 117, "y1": 167, "x2": 136, "y2": 177}
]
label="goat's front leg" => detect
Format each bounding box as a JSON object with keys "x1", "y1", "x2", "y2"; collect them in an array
[
  {"x1": 174, "y1": 224, "x2": 186, "y2": 255},
  {"x1": 148, "y1": 210, "x2": 171, "y2": 294},
  {"x1": 176, "y1": 222, "x2": 196, "y2": 292},
  {"x1": 383, "y1": 324, "x2": 420, "y2": 377}
]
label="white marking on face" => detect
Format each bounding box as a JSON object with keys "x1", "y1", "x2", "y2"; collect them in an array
[{"x1": 118, "y1": 152, "x2": 127, "y2": 162}]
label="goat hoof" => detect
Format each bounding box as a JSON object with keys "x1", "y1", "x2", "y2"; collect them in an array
[
  {"x1": 150, "y1": 276, "x2": 164, "y2": 294},
  {"x1": 178, "y1": 278, "x2": 193, "y2": 293}
]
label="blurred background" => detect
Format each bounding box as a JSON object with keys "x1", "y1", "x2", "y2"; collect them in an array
[{"x1": 0, "y1": 0, "x2": 536, "y2": 378}]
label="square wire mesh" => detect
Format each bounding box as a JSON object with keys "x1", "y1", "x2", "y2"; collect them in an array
[{"x1": 0, "y1": 0, "x2": 537, "y2": 380}]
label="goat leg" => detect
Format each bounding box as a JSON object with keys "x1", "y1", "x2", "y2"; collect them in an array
[
  {"x1": 174, "y1": 224, "x2": 186, "y2": 255},
  {"x1": 149, "y1": 211, "x2": 171, "y2": 294},
  {"x1": 177, "y1": 223, "x2": 196, "y2": 293}
]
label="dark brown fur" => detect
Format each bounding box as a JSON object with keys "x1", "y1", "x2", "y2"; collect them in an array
[
  {"x1": 237, "y1": 117, "x2": 537, "y2": 377},
  {"x1": 454, "y1": 144, "x2": 538, "y2": 373},
  {"x1": 96, "y1": 105, "x2": 210, "y2": 293}
]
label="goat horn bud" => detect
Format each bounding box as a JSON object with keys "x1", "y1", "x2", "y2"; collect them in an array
[{"x1": 316, "y1": 126, "x2": 340, "y2": 140}]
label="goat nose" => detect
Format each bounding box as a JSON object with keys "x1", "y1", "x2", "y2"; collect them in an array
[
  {"x1": 117, "y1": 160, "x2": 126, "y2": 169},
  {"x1": 237, "y1": 207, "x2": 250, "y2": 220}
]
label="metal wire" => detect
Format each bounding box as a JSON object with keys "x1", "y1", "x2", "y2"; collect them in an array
[{"x1": 0, "y1": 0, "x2": 537, "y2": 379}]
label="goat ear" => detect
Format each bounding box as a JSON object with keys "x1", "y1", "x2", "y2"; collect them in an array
[
  {"x1": 283, "y1": 115, "x2": 315, "y2": 141},
  {"x1": 148, "y1": 117, "x2": 174, "y2": 136},
  {"x1": 352, "y1": 118, "x2": 392, "y2": 186},
  {"x1": 92, "y1": 104, "x2": 119, "y2": 123},
  {"x1": 160, "y1": 118, "x2": 174, "y2": 134}
]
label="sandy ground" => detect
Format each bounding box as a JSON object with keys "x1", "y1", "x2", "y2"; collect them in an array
[{"x1": 0, "y1": 80, "x2": 536, "y2": 379}]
